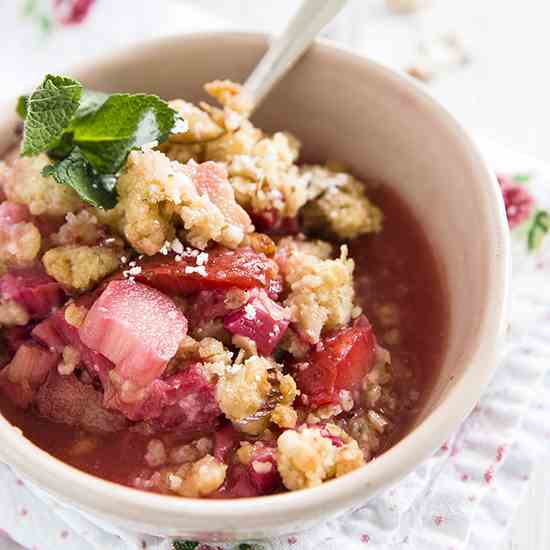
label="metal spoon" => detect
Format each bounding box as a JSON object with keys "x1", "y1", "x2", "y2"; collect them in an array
[{"x1": 244, "y1": 0, "x2": 348, "y2": 112}]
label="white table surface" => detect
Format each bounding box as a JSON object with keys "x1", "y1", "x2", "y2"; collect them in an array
[{"x1": 1, "y1": 1, "x2": 549, "y2": 548}]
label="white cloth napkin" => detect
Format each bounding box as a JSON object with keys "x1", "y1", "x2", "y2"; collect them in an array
[{"x1": 1, "y1": 2, "x2": 550, "y2": 549}]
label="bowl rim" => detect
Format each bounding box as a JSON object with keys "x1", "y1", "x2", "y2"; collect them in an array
[{"x1": 0, "y1": 31, "x2": 510, "y2": 523}]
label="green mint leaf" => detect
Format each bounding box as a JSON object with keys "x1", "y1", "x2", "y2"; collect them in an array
[
  {"x1": 75, "y1": 89, "x2": 110, "y2": 119},
  {"x1": 47, "y1": 132, "x2": 76, "y2": 160},
  {"x1": 21, "y1": 75, "x2": 82, "y2": 157},
  {"x1": 42, "y1": 147, "x2": 117, "y2": 209},
  {"x1": 172, "y1": 541, "x2": 199, "y2": 550},
  {"x1": 16, "y1": 95, "x2": 29, "y2": 119},
  {"x1": 17, "y1": 89, "x2": 109, "y2": 122},
  {"x1": 39, "y1": 89, "x2": 110, "y2": 159},
  {"x1": 71, "y1": 93, "x2": 180, "y2": 173},
  {"x1": 18, "y1": 74, "x2": 183, "y2": 211},
  {"x1": 527, "y1": 209, "x2": 550, "y2": 251}
]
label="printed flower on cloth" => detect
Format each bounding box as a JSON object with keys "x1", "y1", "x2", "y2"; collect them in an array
[
  {"x1": 498, "y1": 172, "x2": 549, "y2": 251},
  {"x1": 20, "y1": 0, "x2": 97, "y2": 33}
]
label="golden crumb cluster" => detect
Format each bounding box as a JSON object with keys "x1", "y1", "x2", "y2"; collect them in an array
[{"x1": 276, "y1": 424, "x2": 364, "y2": 490}]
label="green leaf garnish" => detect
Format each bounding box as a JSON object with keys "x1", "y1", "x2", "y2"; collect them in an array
[
  {"x1": 16, "y1": 74, "x2": 184, "y2": 209},
  {"x1": 21, "y1": 75, "x2": 82, "y2": 157},
  {"x1": 42, "y1": 148, "x2": 117, "y2": 209},
  {"x1": 172, "y1": 541, "x2": 199, "y2": 550},
  {"x1": 48, "y1": 132, "x2": 76, "y2": 160},
  {"x1": 75, "y1": 89, "x2": 110, "y2": 119},
  {"x1": 72, "y1": 93, "x2": 179, "y2": 173},
  {"x1": 527, "y1": 209, "x2": 550, "y2": 251},
  {"x1": 16, "y1": 95, "x2": 28, "y2": 118},
  {"x1": 17, "y1": 89, "x2": 110, "y2": 122}
]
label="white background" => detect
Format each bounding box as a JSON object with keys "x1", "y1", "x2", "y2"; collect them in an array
[{"x1": 186, "y1": 0, "x2": 550, "y2": 162}]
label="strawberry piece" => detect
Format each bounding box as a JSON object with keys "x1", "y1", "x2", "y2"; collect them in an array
[
  {"x1": 114, "y1": 247, "x2": 281, "y2": 299},
  {"x1": 0, "y1": 343, "x2": 59, "y2": 408},
  {"x1": 294, "y1": 316, "x2": 377, "y2": 408},
  {"x1": 223, "y1": 290, "x2": 289, "y2": 355},
  {"x1": 79, "y1": 280, "x2": 187, "y2": 388},
  {"x1": 0, "y1": 267, "x2": 65, "y2": 319}
]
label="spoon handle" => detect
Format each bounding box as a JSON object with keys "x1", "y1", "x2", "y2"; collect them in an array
[{"x1": 244, "y1": 0, "x2": 348, "y2": 111}]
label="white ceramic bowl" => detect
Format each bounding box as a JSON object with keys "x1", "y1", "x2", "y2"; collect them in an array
[{"x1": 0, "y1": 32, "x2": 509, "y2": 541}]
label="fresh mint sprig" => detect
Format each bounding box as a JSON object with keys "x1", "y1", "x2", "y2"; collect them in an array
[
  {"x1": 71, "y1": 93, "x2": 181, "y2": 174},
  {"x1": 42, "y1": 148, "x2": 117, "y2": 209},
  {"x1": 21, "y1": 74, "x2": 82, "y2": 157},
  {"x1": 17, "y1": 74, "x2": 184, "y2": 209},
  {"x1": 16, "y1": 95, "x2": 28, "y2": 119}
]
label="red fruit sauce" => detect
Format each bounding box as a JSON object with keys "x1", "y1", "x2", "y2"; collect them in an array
[{"x1": 0, "y1": 186, "x2": 447, "y2": 489}]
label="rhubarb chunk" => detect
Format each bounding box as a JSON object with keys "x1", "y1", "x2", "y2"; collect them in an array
[
  {"x1": 191, "y1": 160, "x2": 252, "y2": 240},
  {"x1": 224, "y1": 290, "x2": 289, "y2": 355},
  {"x1": 80, "y1": 280, "x2": 187, "y2": 387},
  {"x1": 106, "y1": 364, "x2": 221, "y2": 433},
  {"x1": 0, "y1": 268, "x2": 64, "y2": 319},
  {"x1": 215, "y1": 443, "x2": 281, "y2": 498},
  {"x1": 0, "y1": 343, "x2": 59, "y2": 408},
  {"x1": 32, "y1": 296, "x2": 113, "y2": 383},
  {"x1": 148, "y1": 364, "x2": 221, "y2": 432},
  {"x1": 213, "y1": 422, "x2": 240, "y2": 463}
]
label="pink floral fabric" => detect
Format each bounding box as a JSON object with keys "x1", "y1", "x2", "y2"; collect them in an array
[
  {"x1": 497, "y1": 173, "x2": 534, "y2": 229},
  {"x1": 52, "y1": 0, "x2": 97, "y2": 26},
  {"x1": 497, "y1": 173, "x2": 550, "y2": 251}
]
